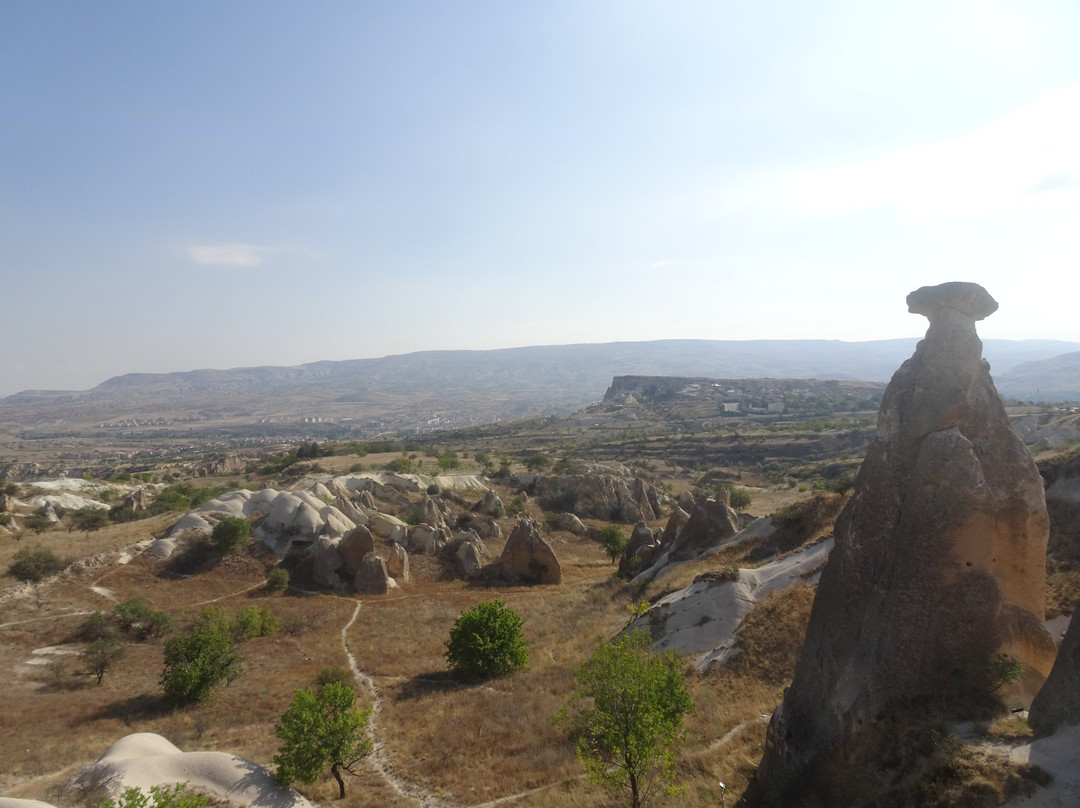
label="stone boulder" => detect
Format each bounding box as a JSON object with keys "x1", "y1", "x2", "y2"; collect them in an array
[
  {"x1": 312, "y1": 536, "x2": 344, "y2": 589},
  {"x1": 0, "y1": 493, "x2": 13, "y2": 512},
  {"x1": 368, "y1": 512, "x2": 408, "y2": 543},
  {"x1": 333, "y1": 495, "x2": 370, "y2": 527},
  {"x1": 528, "y1": 473, "x2": 661, "y2": 523},
  {"x1": 338, "y1": 525, "x2": 375, "y2": 577},
  {"x1": 386, "y1": 542, "x2": 410, "y2": 582},
  {"x1": 661, "y1": 506, "x2": 691, "y2": 547},
  {"x1": 355, "y1": 552, "x2": 390, "y2": 595},
  {"x1": 474, "y1": 518, "x2": 502, "y2": 540},
  {"x1": 754, "y1": 283, "x2": 1056, "y2": 797},
  {"x1": 358, "y1": 490, "x2": 377, "y2": 511},
  {"x1": 555, "y1": 512, "x2": 588, "y2": 535},
  {"x1": 408, "y1": 523, "x2": 450, "y2": 554},
  {"x1": 123, "y1": 488, "x2": 154, "y2": 511},
  {"x1": 416, "y1": 494, "x2": 447, "y2": 531},
  {"x1": 618, "y1": 522, "x2": 655, "y2": 577},
  {"x1": 448, "y1": 530, "x2": 491, "y2": 578},
  {"x1": 664, "y1": 498, "x2": 738, "y2": 561},
  {"x1": 476, "y1": 489, "x2": 505, "y2": 517},
  {"x1": 501, "y1": 518, "x2": 562, "y2": 584}
]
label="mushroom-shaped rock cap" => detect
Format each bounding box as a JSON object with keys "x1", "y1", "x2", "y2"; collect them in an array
[{"x1": 907, "y1": 282, "x2": 998, "y2": 321}]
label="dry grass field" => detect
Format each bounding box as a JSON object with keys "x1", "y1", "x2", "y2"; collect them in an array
[{"x1": 0, "y1": 474, "x2": 815, "y2": 808}]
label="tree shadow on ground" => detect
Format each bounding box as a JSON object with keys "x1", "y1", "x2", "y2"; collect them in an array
[{"x1": 77, "y1": 692, "x2": 173, "y2": 725}]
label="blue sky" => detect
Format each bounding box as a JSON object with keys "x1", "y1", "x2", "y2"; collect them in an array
[{"x1": 2, "y1": 1, "x2": 1079, "y2": 396}]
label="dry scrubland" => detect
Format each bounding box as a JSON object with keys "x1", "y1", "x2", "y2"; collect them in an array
[{"x1": 0, "y1": 472, "x2": 818, "y2": 808}]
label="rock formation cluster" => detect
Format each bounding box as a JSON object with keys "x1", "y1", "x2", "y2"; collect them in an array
[{"x1": 755, "y1": 282, "x2": 1056, "y2": 795}]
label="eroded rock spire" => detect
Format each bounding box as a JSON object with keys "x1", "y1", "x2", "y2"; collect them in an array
[{"x1": 751, "y1": 282, "x2": 1054, "y2": 802}]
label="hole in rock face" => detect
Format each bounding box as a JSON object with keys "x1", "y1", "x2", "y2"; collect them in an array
[{"x1": 966, "y1": 561, "x2": 973, "y2": 566}]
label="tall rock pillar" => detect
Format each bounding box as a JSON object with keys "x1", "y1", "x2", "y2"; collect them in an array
[{"x1": 753, "y1": 282, "x2": 1055, "y2": 798}]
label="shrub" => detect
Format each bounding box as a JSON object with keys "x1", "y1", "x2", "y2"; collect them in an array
[
  {"x1": 81, "y1": 636, "x2": 126, "y2": 685},
  {"x1": 210, "y1": 516, "x2": 250, "y2": 553},
  {"x1": 555, "y1": 630, "x2": 694, "y2": 808},
  {"x1": 8, "y1": 545, "x2": 65, "y2": 582},
  {"x1": 282, "y1": 614, "x2": 308, "y2": 635},
  {"x1": 266, "y1": 567, "x2": 290, "y2": 591},
  {"x1": 384, "y1": 456, "x2": 412, "y2": 473},
  {"x1": 726, "y1": 485, "x2": 753, "y2": 510},
  {"x1": 70, "y1": 507, "x2": 109, "y2": 533},
  {"x1": 25, "y1": 514, "x2": 53, "y2": 534},
  {"x1": 596, "y1": 525, "x2": 628, "y2": 565},
  {"x1": 274, "y1": 682, "x2": 373, "y2": 798},
  {"x1": 230, "y1": 606, "x2": 278, "y2": 641},
  {"x1": 523, "y1": 453, "x2": 551, "y2": 472},
  {"x1": 113, "y1": 598, "x2": 172, "y2": 640},
  {"x1": 315, "y1": 665, "x2": 353, "y2": 690},
  {"x1": 98, "y1": 784, "x2": 207, "y2": 808},
  {"x1": 445, "y1": 600, "x2": 529, "y2": 680},
  {"x1": 160, "y1": 625, "x2": 244, "y2": 707},
  {"x1": 76, "y1": 610, "x2": 118, "y2": 642}
]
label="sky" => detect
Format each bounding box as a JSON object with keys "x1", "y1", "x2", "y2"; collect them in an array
[{"x1": 2, "y1": 1, "x2": 1080, "y2": 397}]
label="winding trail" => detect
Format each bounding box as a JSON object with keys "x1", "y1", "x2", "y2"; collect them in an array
[{"x1": 341, "y1": 600, "x2": 452, "y2": 808}]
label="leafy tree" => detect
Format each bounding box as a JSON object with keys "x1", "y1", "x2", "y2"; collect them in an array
[
  {"x1": 210, "y1": 516, "x2": 250, "y2": 553},
  {"x1": 266, "y1": 567, "x2": 290, "y2": 591},
  {"x1": 726, "y1": 485, "x2": 753, "y2": 511},
  {"x1": 98, "y1": 783, "x2": 207, "y2": 808},
  {"x1": 26, "y1": 513, "x2": 52, "y2": 534},
  {"x1": 555, "y1": 630, "x2": 695, "y2": 808},
  {"x1": 81, "y1": 636, "x2": 125, "y2": 685},
  {"x1": 8, "y1": 545, "x2": 65, "y2": 582},
  {"x1": 76, "y1": 609, "x2": 118, "y2": 642},
  {"x1": 597, "y1": 525, "x2": 628, "y2": 565},
  {"x1": 70, "y1": 507, "x2": 109, "y2": 534},
  {"x1": 445, "y1": 599, "x2": 529, "y2": 680},
  {"x1": 384, "y1": 456, "x2": 412, "y2": 473},
  {"x1": 113, "y1": 598, "x2": 171, "y2": 640},
  {"x1": 160, "y1": 624, "x2": 244, "y2": 707},
  {"x1": 273, "y1": 682, "x2": 373, "y2": 799},
  {"x1": 523, "y1": 453, "x2": 551, "y2": 473},
  {"x1": 436, "y1": 451, "x2": 460, "y2": 472}
]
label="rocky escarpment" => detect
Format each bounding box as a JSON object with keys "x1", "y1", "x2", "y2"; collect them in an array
[{"x1": 753, "y1": 283, "x2": 1056, "y2": 801}]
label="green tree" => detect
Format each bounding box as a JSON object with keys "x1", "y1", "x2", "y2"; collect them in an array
[
  {"x1": 273, "y1": 682, "x2": 373, "y2": 799},
  {"x1": 210, "y1": 516, "x2": 250, "y2": 553},
  {"x1": 436, "y1": 451, "x2": 460, "y2": 472},
  {"x1": 81, "y1": 636, "x2": 125, "y2": 685},
  {"x1": 597, "y1": 525, "x2": 629, "y2": 565},
  {"x1": 555, "y1": 630, "x2": 695, "y2": 808},
  {"x1": 523, "y1": 453, "x2": 551, "y2": 473},
  {"x1": 160, "y1": 625, "x2": 244, "y2": 707},
  {"x1": 113, "y1": 597, "x2": 172, "y2": 640},
  {"x1": 266, "y1": 567, "x2": 290, "y2": 591},
  {"x1": 8, "y1": 545, "x2": 65, "y2": 582},
  {"x1": 384, "y1": 456, "x2": 412, "y2": 473},
  {"x1": 70, "y1": 507, "x2": 109, "y2": 534},
  {"x1": 98, "y1": 783, "x2": 207, "y2": 808},
  {"x1": 445, "y1": 599, "x2": 529, "y2": 680}
]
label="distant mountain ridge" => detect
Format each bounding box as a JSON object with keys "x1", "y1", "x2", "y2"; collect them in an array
[{"x1": 2, "y1": 338, "x2": 1078, "y2": 435}]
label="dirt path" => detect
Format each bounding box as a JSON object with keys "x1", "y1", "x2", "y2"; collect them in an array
[{"x1": 342, "y1": 600, "x2": 453, "y2": 808}]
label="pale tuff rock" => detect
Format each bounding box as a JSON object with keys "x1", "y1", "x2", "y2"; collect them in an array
[
  {"x1": 501, "y1": 518, "x2": 562, "y2": 584},
  {"x1": 449, "y1": 530, "x2": 491, "y2": 578},
  {"x1": 665, "y1": 497, "x2": 739, "y2": 562},
  {"x1": 355, "y1": 552, "x2": 390, "y2": 595},
  {"x1": 754, "y1": 283, "x2": 1054, "y2": 794},
  {"x1": 476, "y1": 489, "x2": 504, "y2": 517},
  {"x1": 312, "y1": 536, "x2": 345, "y2": 589},
  {"x1": 386, "y1": 541, "x2": 410, "y2": 582},
  {"x1": 408, "y1": 523, "x2": 449, "y2": 554},
  {"x1": 528, "y1": 473, "x2": 663, "y2": 523},
  {"x1": 555, "y1": 511, "x2": 588, "y2": 535},
  {"x1": 338, "y1": 525, "x2": 376, "y2": 577}
]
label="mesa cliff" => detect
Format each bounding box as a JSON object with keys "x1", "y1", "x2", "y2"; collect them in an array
[{"x1": 752, "y1": 282, "x2": 1056, "y2": 800}]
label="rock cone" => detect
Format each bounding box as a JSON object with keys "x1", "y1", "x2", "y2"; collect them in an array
[{"x1": 753, "y1": 283, "x2": 1054, "y2": 798}]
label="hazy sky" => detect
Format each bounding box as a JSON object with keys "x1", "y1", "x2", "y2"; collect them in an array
[{"x1": 3, "y1": 1, "x2": 1079, "y2": 396}]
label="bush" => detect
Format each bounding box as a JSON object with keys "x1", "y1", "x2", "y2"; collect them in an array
[
  {"x1": 315, "y1": 665, "x2": 353, "y2": 690},
  {"x1": 70, "y1": 507, "x2": 109, "y2": 533},
  {"x1": 210, "y1": 516, "x2": 250, "y2": 553},
  {"x1": 523, "y1": 453, "x2": 551, "y2": 472},
  {"x1": 274, "y1": 682, "x2": 373, "y2": 798},
  {"x1": 160, "y1": 625, "x2": 244, "y2": 707},
  {"x1": 98, "y1": 784, "x2": 207, "y2": 808},
  {"x1": 113, "y1": 598, "x2": 172, "y2": 640},
  {"x1": 8, "y1": 545, "x2": 65, "y2": 582},
  {"x1": 76, "y1": 610, "x2": 118, "y2": 642},
  {"x1": 596, "y1": 525, "x2": 628, "y2": 565},
  {"x1": 445, "y1": 600, "x2": 529, "y2": 679},
  {"x1": 229, "y1": 606, "x2": 278, "y2": 641},
  {"x1": 384, "y1": 456, "x2": 412, "y2": 473},
  {"x1": 266, "y1": 567, "x2": 290, "y2": 591},
  {"x1": 726, "y1": 485, "x2": 753, "y2": 510},
  {"x1": 554, "y1": 630, "x2": 694, "y2": 808}
]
